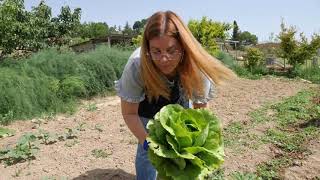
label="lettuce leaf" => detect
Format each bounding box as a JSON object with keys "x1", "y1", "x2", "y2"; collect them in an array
[{"x1": 147, "y1": 104, "x2": 224, "y2": 180}]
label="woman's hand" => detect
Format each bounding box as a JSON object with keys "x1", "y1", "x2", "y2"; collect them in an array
[{"x1": 193, "y1": 103, "x2": 207, "y2": 109}]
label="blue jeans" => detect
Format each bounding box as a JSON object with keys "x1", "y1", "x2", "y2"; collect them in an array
[{"x1": 135, "y1": 116, "x2": 157, "y2": 180}]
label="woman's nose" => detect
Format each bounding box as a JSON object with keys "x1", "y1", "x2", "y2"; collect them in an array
[{"x1": 159, "y1": 54, "x2": 169, "y2": 62}]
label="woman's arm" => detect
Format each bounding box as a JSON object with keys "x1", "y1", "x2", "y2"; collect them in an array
[{"x1": 120, "y1": 99, "x2": 148, "y2": 145}]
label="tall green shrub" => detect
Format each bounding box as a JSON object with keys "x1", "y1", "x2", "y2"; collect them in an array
[
  {"x1": 244, "y1": 47, "x2": 264, "y2": 72},
  {"x1": 0, "y1": 46, "x2": 132, "y2": 124}
]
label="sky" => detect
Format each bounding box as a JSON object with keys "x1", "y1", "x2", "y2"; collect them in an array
[{"x1": 24, "y1": 0, "x2": 320, "y2": 42}]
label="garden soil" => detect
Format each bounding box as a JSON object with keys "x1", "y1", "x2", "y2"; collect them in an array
[{"x1": 0, "y1": 77, "x2": 319, "y2": 180}]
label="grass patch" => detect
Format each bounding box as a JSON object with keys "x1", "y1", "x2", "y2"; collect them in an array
[
  {"x1": 256, "y1": 155, "x2": 293, "y2": 179},
  {"x1": 270, "y1": 90, "x2": 318, "y2": 127},
  {"x1": 222, "y1": 87, "x2": 319, "y2": 179},
  {"x1": 253, "y1": 87, "x2": 320, "y2": 179},
  {"x1": 230, "y1": 171, "x2": 262, "y2": 180},
  {"x1": 223, "y1": 121, "x2": 263, "y2": 153}
]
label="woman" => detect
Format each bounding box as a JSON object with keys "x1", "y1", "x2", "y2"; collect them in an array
[{"x1": 115, "y1": 11, "x2": 236, "y2": 180}]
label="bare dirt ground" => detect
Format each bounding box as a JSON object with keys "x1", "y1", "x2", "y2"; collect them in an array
[{"x1": 0, "y1": 77, "x2": 319, "y2": 180}]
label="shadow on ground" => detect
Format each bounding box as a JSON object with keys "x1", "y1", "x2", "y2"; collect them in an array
[{"x1": 73, "y1": 168, "x2": 135, "y2": 180}]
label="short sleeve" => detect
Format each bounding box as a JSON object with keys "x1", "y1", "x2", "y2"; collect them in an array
[
  {"x1": 114, "y1": 47, "x2": 145, "y2": 103},
  {"x1": 191, "y1": 73, "x2": 215, "y2": 104}
]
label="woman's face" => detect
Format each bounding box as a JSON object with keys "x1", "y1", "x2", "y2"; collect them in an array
[{"x1": 148, "y1": 35, "x2": 183, "y2": 78}]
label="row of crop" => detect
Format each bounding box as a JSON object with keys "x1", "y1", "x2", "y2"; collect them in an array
[{"x1": 0, "y1": 46, "x2": 131, "y2": 124}]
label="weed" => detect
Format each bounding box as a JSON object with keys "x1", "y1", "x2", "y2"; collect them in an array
[
  {"x1": 76, "y1": 122, "x2": 86, "y2": 131},
  {"x1": 94, "y1": 124, "x2": 103, "y2": 132},
  {"x1": 230, "y1": 171, "x2": 262, "y2": 180},
  {"x1": 91, "y1": 149, "x2": 111, "y2": 158},
  {"x1": 256, "y1": 156, "x2": 293, "y2": 179},
  {"x1": 37, "y1": 129, "x2": 58, "y2": 145},
  {"x1": 64, "y1": 139, "x2": 79, "y2": 147},
  {"x1": 86, "y1": 103, "x2": 97, "y2": 111}
]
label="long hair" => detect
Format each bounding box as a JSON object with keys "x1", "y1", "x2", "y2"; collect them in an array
[{"x1": 140, "y1": 11, "x2": 236, "y2": 102}]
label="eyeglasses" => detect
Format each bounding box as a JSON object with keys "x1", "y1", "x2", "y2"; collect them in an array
[{"x1": 148, "y1": 49, "x2": 183, "y2": 61}]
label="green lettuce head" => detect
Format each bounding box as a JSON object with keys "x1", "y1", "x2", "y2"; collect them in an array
[{"x1": 146, "y1": 104, "x2": 224, "y2": 180}]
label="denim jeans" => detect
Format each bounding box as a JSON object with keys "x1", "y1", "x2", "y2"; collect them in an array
[{"x1": 135, "y1": 116, "x2": 157, "y2": 180}]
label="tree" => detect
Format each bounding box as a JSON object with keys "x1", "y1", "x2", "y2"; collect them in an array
[
  {"x1": 117, "y1": 25, "x2": 122, "y2": 34},
  {"x1": 231, "y1": 20, "x2": 240, "y2": 49},
  {"x1": 232, "y1": 20, "x2": 240, "y2": 41},
  {"x1": 0, "y1": 0, "x2": 30, "y2": 55},
  {"x1": 188, "y1": 17, "x2": 231, "y2": 55},
  {"x1": 109, "y1": 25, "x2": 118, "y2": 34},
  {"x1": 48, "y1": 5, "x2": 81, "y2": 46},
  {"x1": 244, "y1": 47, "x2": 264, "y2": 72},
  {"x1": 278, "y1": 21, "x2": 320, "y2": 71},
  {"x1": 29, "y1": 0, "x2": 52, "y2": 50},
  {"x1": 122, "y1": 21, "x2": 133, "y2": 36},
  {"x1": 133, "y1": 18, "x2": 147, "y2": 35},
  {"x1": 239, "y1": 31, "x2": 258, "y2": 45},
  {"x1": 0, "y1": 0, "x2": 82, "y2": 57},
  {"x1": 78, "y1": 22, "x2": 109, "y2": 38}
]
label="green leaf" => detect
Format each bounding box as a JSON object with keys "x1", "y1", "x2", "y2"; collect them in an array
[{"x1": 147, "y1": 104, "x2": 224, "y2": 180}]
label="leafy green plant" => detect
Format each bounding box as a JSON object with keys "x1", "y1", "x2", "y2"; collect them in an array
[
  {"x1": 230, "y1": 171, "x2": 262, "y2": 180},
  {"x1": 94, "y1": 123, "x2": 103, "y2": 132},
  {"x1": 86, "y1": 103, "x2": 97, "y2": 111},
  {"x1": 76, "y1": 122, "x2": 86, "y2": 131},
  {"x1": 244, "y1": 47, "x2": 264, "y2": 73},
  {"x1": 147, "y1": 104, "x2": 224, "y2": 180},
  {"x1": 91, "y1": 149, "x2": 111, "y2": 158},
  {"x1": 0, "y1": 133, "x2": 39, "y2": 166},
  {"x1": 59, "y1": 128, "x2": 78, "y2": 140},
  {"x1": 59, "y1": 76, "x2": 87, "y2": 98},
  {"x1": 37, "y1": 129, "x2": 58, "y2": 145}
]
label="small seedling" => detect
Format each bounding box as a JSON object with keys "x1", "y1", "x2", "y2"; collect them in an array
[
  {"x1": 91, "y1": 149, "x2": 111, "y2": 158},
  {"x1": 0, "y1": 133, "x2": 39, "y2": 166},
  {"x1": 76, "y1": 122, "x2": 86, "y2": 131},
  {"x1": 64, "y1": 139, "x2": 79, "y2": 147},
  {"x1": 86, "y1": 103, "x2": 97, "y2": 111},
  {"x1": 64, "y1": 128, "x2": 78, "y2": 140},
  {"x1": 94, "y1": 124, "x2": 103, "y2": 132},
  {"x1": 37, "y1": 129, "x2": 58, "y2": 145}
]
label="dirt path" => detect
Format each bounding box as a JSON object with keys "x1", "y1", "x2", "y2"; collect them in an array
[{"x1": 0, "y1": 77, "x2": 318, "y2": 179}]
